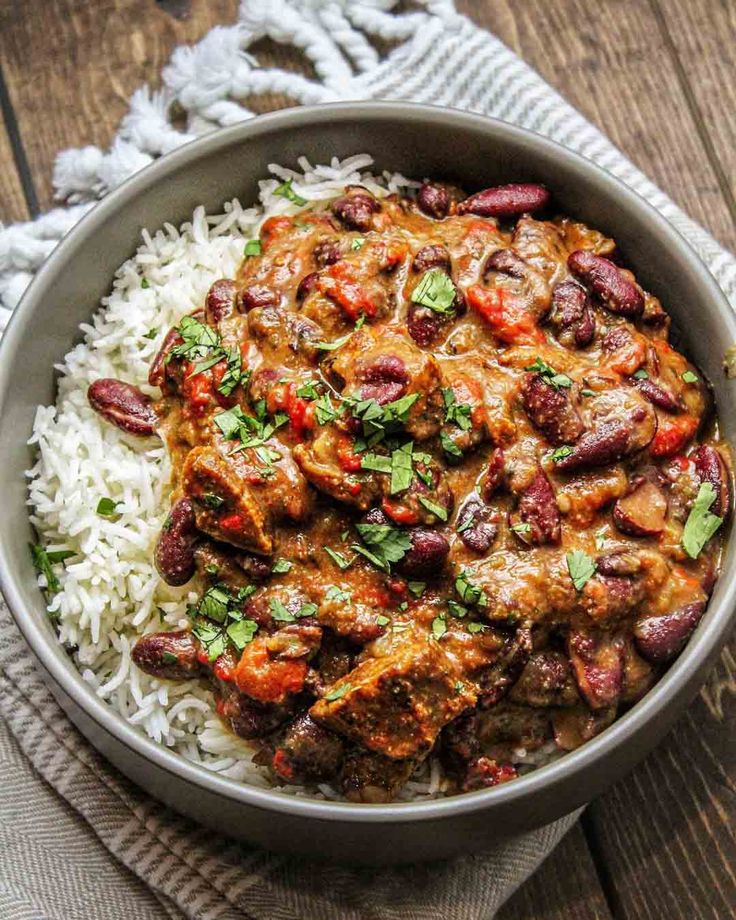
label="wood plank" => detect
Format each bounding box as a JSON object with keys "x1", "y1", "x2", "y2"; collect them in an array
[
  {"x1": 585, "y1": 642, "x2": 736, "y2": 920},
  {"x1": 0, "y1": 0, "x2": 239, "y2": 213},
  {"x1": 497, "y1": 823, "x2": 613, "y2": 920},
  {"x1": 457, "y1": 0, "x2": 736, "y2": 250},
  {"x1": 654, "y1": 0, "x2": 736, "y2": 225},
  {"x1": 0, "y1": 70, "x2": 30, "y2": 222}
]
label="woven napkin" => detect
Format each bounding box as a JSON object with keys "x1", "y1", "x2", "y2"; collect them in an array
[{"x1": 1, "y1": 3, "x2": 735, "y2": 918}]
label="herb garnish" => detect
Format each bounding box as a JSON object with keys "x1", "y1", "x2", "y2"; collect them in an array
[
  {"x1": 325, "y1": 586, "x2": 352, "y2": 604},
  {"x1": 96, "y1": 497, "x2": 122, "y2": 517},
  {"x1": 682, "y1": 482, "x2": 723, "y2": 558},
  {"x1": 440, "y1": 431, "x2": 463, "y2": 462},
  {"x1": 244, "y1": 239, "x2": 262, "y2": 256},
  {"x1": 442, "y1": 388, "x2": 472, "y2": 431},
  {"x1": 455, "y1": 570, "x2": 487, "y2": 608},
  {"x1": 273, "y1": 178, "x2": 307, "y2": 207},
  {"x1": 418, "y1": 496, "x2": 448, "y2": 521},
  {"x1": 272, "y1": 559, "x2": 292, "y2": 574},
  {"x1": 566, "y1": 550, "x2": 597, "y2": 591},
  {"x1": 410, "y1": 269, "x2": 456, "y2": 315},
  {"x1": 550, "y1": 445, "x2": 574, "y2": 463},
  {"x1": 325, "y1": 547, "x2": 353, "y2": 570},
  {"x1": 30, "y1": 545, "x2": 75, "y2": 594},
  {"x1": 431, "y1": 616, "x2": 447, "y2": 639},
  {"x1": 324, "y1": 683, "x2": 351, "y2": 702},
  {"x1": 524, "y1": 357, "x2": 572, "y2": 390},
  {"x1": 510, "y1": 521, "x2": 531, "y2": 535},
  {"x1": 352, "y1": 522, "x2": 412, "y2": 573},
  {"x1": 632, "y1": 369, "x2": 649, "y2": 380},
  {"x1": 681, "y1": 370, "x2": 699, "y2": 384}
]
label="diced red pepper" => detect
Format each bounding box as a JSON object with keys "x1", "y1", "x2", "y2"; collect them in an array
[
  {"x1": 181, "y1": 365, "x2": 213, "y2": 412},
  {"x1": 467, "y1": 284, "x2": 544, "y2": 345},
  {"x1": 219, "y1": 511, "x2": 247, "y2": 533},
  {"x1": 319, "y1": 262, "x2": 378, "y2": 319},
  {"x1": 650, "y1": 414, "x2": 699, "y2": 458},
  {"x1": 337, "y1": 439, "x2": 363, "y2": 472},
  {"x1": 234, "y1": 639, "x2": 307, "y2": 704},
  {"x1": 381, "y1": 497, "x2": 420, "y2": 526},
  {"x1": 272, "y1": 748, "x2": 296, "y2": 782},
  {"x1": 260, "y1": 216, "x2": 292, "y2": 248},
  {"x1": 213, "y1": 656, "x2": 234, "y2": 682}
]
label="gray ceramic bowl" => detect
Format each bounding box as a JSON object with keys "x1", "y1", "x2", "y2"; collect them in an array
[{"x1": 0, "y1": 103, "x2": 734, "y2": 864}]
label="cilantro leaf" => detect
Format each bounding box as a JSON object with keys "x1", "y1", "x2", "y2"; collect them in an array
[
  {"x1": 274, "y1": 178, "x2": 307, "y2": 207},
  {"x1": 198, "y1": 585, "x2": 231, "y2": 622},
  {"x1": 325, "y1": 547, "x2": 353, "y2": 570},
  {"x1": 353, "y1": 523, "x2": 412, "y2": 572},
  {"x1": 30, "y1": 544, "x2": 75, "y2": 594},
  {"x1": 410, "y1": 269, "x2": 456, "y2": 314},
  {"x1": 524, "y1": 357, "x2": 572, "y2": 390},
  {"x1": 272, "y1": 559, "x2": 292, "y2": 574},
  {"x1": 244, "y1": 239, "x2": 262, "y2": 256},
  {"x1": 269, "y1": 598, "x2": 295, "y2": 622},
  {"x1": 390, "y1": 442, "x2": 414, "y2": 494},
  {"x1": 325, "y1": 585, "x2": 352, "y2": 604},
  {"x1": 227, "y1": 618, "x2": 258, "y2": 650},
  {"x1": 682, "y1": 482, "x2": 723, "y2": 558},
  {"x1": 217, "y1": 348, "x2": 250, "y2": 396},
  {"x1": 455, "y1": 570, "x2": 487, "y2": 608},
  {"x1": 682, "y1": 370, "x2": 699, "y2": 384},
  {"x1": 296, "y1": 381, "x2": 320, "y2": 400},
  {"x1": 96, "y1": 497, "x2": 121, "y2": 517},
  {"x1": 418, "y1": 496, "x2": 448, "y2": 521},
  {"x1": 442, "y1": 388, "x2": 472, "y2": 430},
  {"x1": 170, "y1": 315, "x2": 220, "y2": 361},
  {"x1": 324, "y1": 683, "x2": 351, "y2": 702},
  {"x1": 566, "y1": 550, "x2": 597, "y2": 591},
  {"x1": 632, "y1": 369, "x2": 649, "y2": 380},
  {"x1": 431, "y1": 616, "x2": 447, "y2": 639},
  {"x1": 550, "y1": 446, "x2": 574, "y2": 463},
  {"x1": 351, "y1": 237, "x2": 365, "y2": 251},
  {"x1": 314, "y1": 393, "x2": 339, "y2": 426},
  {"x1": 361, "y1": 452, "x2": 392, "y2": 473},
  {"x1": 440, "y1": 431, "x2": 463, "y2": 461}
]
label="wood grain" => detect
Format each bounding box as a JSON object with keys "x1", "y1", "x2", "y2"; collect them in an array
[
  {"x1": 0, "y1": 1, "x2": 734, "y2": 916},
  {"x1": 654, "y1": 0, "x2": 736, "y2": 224},
  {"x1": 584, "y1": 644, "x2": 736, "y2": 920},
  {"x1": 0, "y1": 69, "x2": 30, "y2": 222},
  {"x1": 497, "y1": 823, "x2": 613, "y2": 920},
  {"x1": 458, "y1": 0, "x2": 736, "y2": 250},
  {"x1": 0, "y1": 0, "x2": 239, "y2": 219}
]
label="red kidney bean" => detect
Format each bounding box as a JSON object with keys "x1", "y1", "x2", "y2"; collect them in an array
[
  {"x1": 88, "y1": 378, "x2": 158, "y2": 436},
  {"x1": 484, "y1": 248, "x2": 527, "y2": 279},
  {"x1": 457, "y1": 183, "x2": 550, "y2": 218},
  {"x1": 567, "y1": 630, "x2": 624, "y2": 710},
  {"x1": 358, "y1": 354, "x2": 409, "y2": 405},
  {"x1": 155, "y1": 498, "x2": 198, "y2": 586},
  {"x1": 634, "y1": 377, "x2": 682, "y2": 413},
  {"x1": 613, "y1": 478, "x2": 668, "y2": 537},
  {"x1": 295, "y1": 271, "x2": 320, "y2": 304},
  {"x1": 456, "y1": 493, "x2": 497, "y2": 554},
  {"x1": 398, "y1": 529, "x2": 450, "y2": 576},
  {"x1": 407, "y1": 304, "x2": 443, "y2": 347},
  {"x1": 520, "y1": 373, "x2": 584, "y2": 446},
  {"x1": 550, "y1": 280, "x2": 595, "y2": 348},
  {"x1": 332, "y1": 190, "x2": 380, "y2": 231},
  {"x1": 237, "y1": 552, "x2": 273, "y2": 582},
  {"x1": 481, "y1": 448, "x2": 506, "y2": 500},
  {"x1": 148, "y1": 327, "x2": 182, "y2": 391},
  {"x1": 411, "y1": 243, "x2": 451, "y2": 274},
  {"x1": 512, "y1": 468, "x2": 561, "y2": 545},
  {"x1": 692, "y1": 445, "x2": 730, "y2": 517},
  {"x1": 313, "y1": 239, "x2": 342, "y2": 268},
  {"x1": 132, "y1": 629, "x2": 200, "y2": 680},
  {"x1": 220, "y1": 690, "x2": 290, "y2": 739},
  {"x1": 238, "y1": 284, "x2": 279, "y2": 313},
  {"x1": 634, "y1": 601, "x2": 706, "y2": 663},
  {"x1": 568, "y1": 250, "x2": 644, "y2": 318},
  {"x1": 596, "y1": 550, "x2": 642, "y2": 578},
  {"x1": 555, "y1": 403, "x2": 656, "y2": 471},
  {"x1": 417, "y1": 182, "x2": 450, "y2": 219},
  {"x1": 271, "y1": 713, "x2": 344, "y2": 783},
  {"x1": 204, "y1": 279, "x2": 238, "y2": 324}
]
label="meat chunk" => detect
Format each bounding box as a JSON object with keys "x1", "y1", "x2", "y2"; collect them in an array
[
  {"x1": 325, "y1": 327, "x2": 445, "y2": 441},
  {"x1": 293, "y1": 428, "x2": 382, "y2": 510},
  {"x1": 182, "y1": 444, "x2": 309, "y2": 554},
  {"x1": 310, "y1": 633, "x2": 476, "y2": 759},
  {"x1": 509, "y1": 651, "x2": 579, "y2": 708},
  {"x1": 340, "y1": 749, "x2": 417, "y2": 803},
  {"x1": 271, "y1": 713, "x2": 345, "y2": 783}
]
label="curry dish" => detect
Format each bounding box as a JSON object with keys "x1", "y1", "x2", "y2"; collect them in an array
[{"x1": 87, "y1": 179, "x2": 730, "y2": 802}]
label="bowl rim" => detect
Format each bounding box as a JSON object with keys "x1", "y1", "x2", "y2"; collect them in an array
[{"x1": 2, "y1": 100, "x2": 735, "y2": 824}]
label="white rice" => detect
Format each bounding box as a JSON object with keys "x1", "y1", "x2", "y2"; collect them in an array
[{"x1": 27, "y1": 154, "x2": 556, "y2": 799}]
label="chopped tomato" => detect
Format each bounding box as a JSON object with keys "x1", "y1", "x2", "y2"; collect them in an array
[
  {"x1": 381, "y1": 497, "x2": 420, "y2": 526},
  {"x1": 181, "y1": 365, "x2": 212, "y2": 411},
  {"x1": 266, "y1": 382, "x2": 290, "y2": 415},
  {"x1": 219, "y1": 511, "x2": 247, "y2": 534},
  {"x1": 320, "y1": 262, "x2": 378, "y2": 319},
  {"x1": 213, "y1": 656, "x2": 234, "y2": 683},
  {"x1": 345, "y1": 478, "x2": 363, "y2": 496},
  {"x1": 272, "y1": 748, "x2": 296, "y2": 782},
  {"x1": 337, "y1": 439, "x2": 363, "y2": 472},
  {"x1": 234, "y1": 639, "x2": 307, "y2": 704},
  {"x1": 362, "y1": 585, "x2": 392, "y2": 608},
  {"x1": 650, "y1": 414, "x2": 699, "y2": 458},
  {"x1": 466, "y1": 284, "x2": 544, "y2": 345},
  {"x1": 260, "y1": 216, "x2": 292, "y2": 247},
  {"x1": 607, "y1": 338, "x2": 647, "y2": 376}
]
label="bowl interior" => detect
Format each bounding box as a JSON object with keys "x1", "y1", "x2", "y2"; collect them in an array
[{"x1": 1, "y1": 102, "x2": 735, "y2": 822}]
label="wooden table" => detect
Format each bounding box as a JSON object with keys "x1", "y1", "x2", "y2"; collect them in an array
[{"x1": 0, "y1": 2, "x2": 733, "y2": 916}]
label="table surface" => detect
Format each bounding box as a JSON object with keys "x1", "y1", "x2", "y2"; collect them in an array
[{"x1": 0, "y1": 1, "x2": 734, "y2": 916}]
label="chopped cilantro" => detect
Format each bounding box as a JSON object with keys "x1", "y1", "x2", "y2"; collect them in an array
[
  {"x1": 581, "y1": 388, "x2": 595, "y2": 397},
  {"x1": 30, "y1": 545, "x2": 75, "y2": 594},
  {"x1": 143, "y1": 328, "x2": 157, "y2": 340},
  {"x1": 96, "y1": 497, "x2": 121, "y2": 517},
  {"x1": 524, "y1": 357, "x2": 572, "y2": 390},
  {"x1": 314, "y1": 332, "x2": 353, "y2": 352},
  {"x1": 198, "y1": 585, "x2": 231, "y2": 622},
  {"x1": 418, "y1": 496, "x2": 448, "y2": 521},
  {"x1": 360, "y1": 452, "x2": 392, "y2": 473},
  {"x1": 161, "y1": 651, "x2": 178, "y2": 665},
  {"x1": 550, "y1": 445, "x2": 574, "y2": 463},
  {"x1": 454, "y1": 681, "x2": 465, "y2": 693},
  {"x1": 566, "y1": 550, "x2": 597, "y2": 591},
  {"x1": 217, "y1": 348, "x2": 250, "y2": 397},
  {"x1": 325, "y1": 547, "x2": 353, "y2": 570},
  {"x1": 269, "y1": 598, "x2": 295, "y2": 623},
  {"x1": 407, "y1": 581, "x2": 426, "y2": 597},
  {"x1": 325, "y1": 585, "x2": 352, "y2": 604},
  {"x1": 410, "y1": 269, "x2": 456, "y2": 314},
  {"x1": 682, "y1": 482, "x2": 723, "y2": 558},
  {"x1": 353, "y1": 522, "x2": 412, "y2": 572},
  {"x1": 191, "y1": 619, "x2": 227, "y2": 662},
  {"x1": 447, "y1": 599, "x2": 468, "y2": 618},
  {"x1": 273, "y1": 178, "x2": 307, "y2": 207},
  {"x1": 201, "y1": 492, "x2": 224, "y2": 510},
  {"x1": 351, "y1": 237, "x2": 365, "y2": 251},
  {"x1": 390, "y1": 442, "x2": 414, "y2": 494},
  {"x1": 455, "y1": 569, "x2": 487, "y2": 608},
  {"x1": 632, "y1": 369, "x2": 649, "y2": 380},
  {"x1": 271, "y1": 559, "x2": 292, "y2": 574},
  {"x1": 431, "y1": 616, "x2": 447, "y2": 639},
  {"x1": 227, "y1": 618, "x2": 258, "y2": 650},
  {"x1": 169, "y1": 315, "x2": 220, "y2": 362},
  {"x1": 510, "y1": 521, "x2": 531, "y2": 535},
  {"x1": 682, "y1": 370, "x2": 699, "y2": 384},
  {"x1": 141, "y1": 278, "x2": 150, "y2": 289},
  {"x1": 377, "y1": 614, "x2": 391, "y2": 626},
  {"x1": 314, "y1": 393, "x2": 340, "y2": 426},
  {"x1": 244, "y1": 239, "x2": 262, "y2": 256},
  {"x1": 440, "y1": 431, "x2": 463, "y2": 461},
  {"x1": 296, "y1": 381, "x2": 320, "y2": 400},
  {"x1": 442, "y1": 388, "x2": 472, "y2": 431},
  {"x1": 324, "y1": 683, "x2": 351, "y2": 702},
  {"x1": 467, "y1": 621, "x2": 485, "y2": 634}
]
